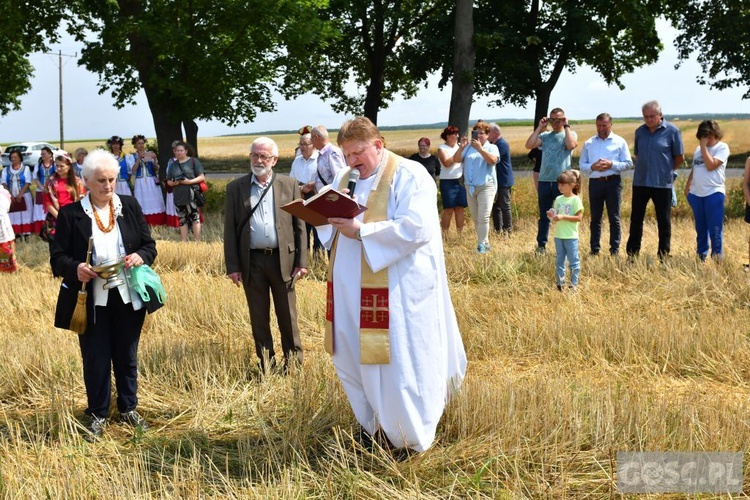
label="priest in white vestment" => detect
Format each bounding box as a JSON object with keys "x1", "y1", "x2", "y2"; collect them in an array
[{"x1": 317, "y1": 116, "x2": 467, "y2": 452}]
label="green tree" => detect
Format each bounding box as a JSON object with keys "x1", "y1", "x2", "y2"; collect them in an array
[
  {"x1": 70, "y1": 0, "x2": 329, "y2": 163},
  {"x1": 669, "y1": 0, "x2": 750, "y2": 99},
  {"x1": 0, "y1": 0, "x2": 64, "y2": 116},
  {"x1": 436, "y1": 0, "x2": 664, "y2": 124},
  {"x1": 283, "y1": 0, "x2": 450, "y2": 125}
]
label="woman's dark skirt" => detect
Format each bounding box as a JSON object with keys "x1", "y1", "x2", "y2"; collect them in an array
[{"x1": 440, "y1": 178, "x2": 468, "y2": 209}]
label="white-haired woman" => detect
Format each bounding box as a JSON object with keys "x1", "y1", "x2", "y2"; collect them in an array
[{"x1": 50, "y1": 149, "x2": 158, "y2": 441}]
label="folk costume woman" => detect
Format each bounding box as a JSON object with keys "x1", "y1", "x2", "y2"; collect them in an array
[
  {"x1": 107, "y1": 135, "x2": 132, "y2": 197},
  {"x1": 127, "y1": 135, "x2": 166, "y2": 226},
  {"x1": 43, "y1": 151, "x2": 85, "y2": 242},
  {"x1": 2, "y1": 150, "x2": 34, "y2": 240},
  {"x1": 164, "y1": 140, "x2": 181, "y2": 229},
  {"x1": 32, "y1": 146, "x2": 56, "y2": 234}
]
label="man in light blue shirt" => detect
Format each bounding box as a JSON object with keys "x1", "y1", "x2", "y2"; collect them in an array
[
  {"x1": 312, "y1": 125, "x2": 346, "y2": 192},
  {"x1": 579, "y1": 113, "x2": 633, "y2": 255},
  {"x1": 525, "y1": 107, "x2": 578, "y2": 254},
  {"x1": 625, "y1": 101, "x2": 684, "y2": 259}
]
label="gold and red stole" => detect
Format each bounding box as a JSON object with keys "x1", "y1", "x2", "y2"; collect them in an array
[{"x1": 325, "y1": 150, "x2": 399, "y2": 364}]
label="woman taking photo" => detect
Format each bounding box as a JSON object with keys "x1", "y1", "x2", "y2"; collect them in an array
[
  {"x1": 684, "y1": 120, "x2": 730, "y2": 262},
  {"x1": 2, "y1": 150, "x2": 34, "y2": 240},
  {"x1": 43, "y1": 151, "x2": 86, "y2": 242},
  {"x1": 166, "y1": 141, "x2": 205, "y2": 242},
  {"x1": 107, "y1": 135, "x2": 132, "y2": 196},
  {"x1": 128, "y1": 135, "x2": 166, "y2": 226},
  {"x1": 453, "y1": 122, "x2": 499, "y2": 254},
  {"x1": 51, "y1": 149, "x2": 157, "y2": 441},
  {"x1": 437, "y1": 126, "x2": 466, "y2": 234},
  {"x1": 33, "y1": 146, "x2": 56, "y2": 234}
]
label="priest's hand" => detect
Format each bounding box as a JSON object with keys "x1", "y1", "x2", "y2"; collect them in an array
[{"x1": 328, "y1": 217, "x2": 361, "y2": 240}]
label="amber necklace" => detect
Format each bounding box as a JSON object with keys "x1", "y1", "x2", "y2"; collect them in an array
[{"x1": 93, "y1": 198, "x2": 116, "y2": 233}]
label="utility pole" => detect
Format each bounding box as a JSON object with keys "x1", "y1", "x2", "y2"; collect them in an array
[
  {"x1": 46, "y1": 50, "x2": 77, "y2": 150},
  {"x1": 58, "y1": 50, "x2": 63, "y2": 149}
]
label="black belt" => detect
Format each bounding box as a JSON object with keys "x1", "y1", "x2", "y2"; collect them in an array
[
  {"x1": 250, "y1": 248, "x2": 278, "y2": 255},
  {"x1": 591, "y1": 174, "x2": 620, "y2": 181}
]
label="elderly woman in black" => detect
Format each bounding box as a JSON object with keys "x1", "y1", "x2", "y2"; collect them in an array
[{"x1": 51, "y1": 149, "x2": 157, "y2": 441}]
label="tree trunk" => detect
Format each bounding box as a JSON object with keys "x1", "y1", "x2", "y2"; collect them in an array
[
  {"x1": 147, "y1": 98, "x2": 182, "y2": 180},
  {"x1": 534, "y1": 90, "x2": 550, "y2": 126},
  {"x1": 364, "y1": 52, "x2": 385, "y2": 125},
  {"x1": 183, "y1": 118, "x2": 199, "y2": 158},
  {"x1": 448, "y1": 0, "x2": 475, "y2": 135}
]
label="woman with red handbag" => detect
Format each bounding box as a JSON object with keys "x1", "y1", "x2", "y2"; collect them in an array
[{"x1": 2, "y1": 150, "x2": 34, "y2": 241}]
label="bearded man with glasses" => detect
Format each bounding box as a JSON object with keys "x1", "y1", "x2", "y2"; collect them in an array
[{"x1": 224, "y1": 137, "x2": 308, "y2": 374}]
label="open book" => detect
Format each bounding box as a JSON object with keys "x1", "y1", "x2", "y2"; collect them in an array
[{"x1": 281, "y1": 185, "x2": 367, "y2": 226}]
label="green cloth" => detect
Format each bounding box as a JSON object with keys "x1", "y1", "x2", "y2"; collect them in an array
[{"x1": 129, "y1": 264, "x2": 167, "y2": 304}]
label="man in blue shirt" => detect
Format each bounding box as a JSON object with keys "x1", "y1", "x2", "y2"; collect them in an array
[
  {"x1": 525, "y1": 107, "x2": 578, "y2": 254},
  {"x1": 579, "y1": 113, "x2": 633, "y2": 256},
  {"x1": 625, "y1": 101, "x2": 684, "y2": 259},
  {"x1": 489, "y1": 123, "x2": 514, "y2": 235}
]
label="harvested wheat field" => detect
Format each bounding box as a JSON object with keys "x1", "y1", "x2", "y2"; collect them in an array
[{"x1": 2, "y1": 171, "x2": 750, "y2": 497}]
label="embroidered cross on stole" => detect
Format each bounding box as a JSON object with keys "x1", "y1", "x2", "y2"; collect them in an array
[{"x1": 325, "y1": 151, "x2": 399, "y2": 364}]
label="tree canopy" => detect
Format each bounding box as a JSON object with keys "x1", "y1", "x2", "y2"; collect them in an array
[
  {"x1": 435, "y1": 0, "x2": 664, "y2": 123},
  {"x1": 70, "y1": 0, "x2": 329, "y2": 160},
  {"x1": 0, "y1": 0, "x2": 64, "y2": 116},
  {"x1": 282, "y1": 0, "x2": 450, "y2": 124},
  {"x1": 669, "y1": 0, "x2": 750, "y2": 99}
]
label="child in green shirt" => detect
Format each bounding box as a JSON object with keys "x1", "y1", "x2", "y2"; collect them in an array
[{"x1": 547, "y1": 170, "x2": 583, "y2": 290}]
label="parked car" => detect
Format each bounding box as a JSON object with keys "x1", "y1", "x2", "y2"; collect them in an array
[{"x1": 1, "y1": 142, "x2": 58, "y2": 169}]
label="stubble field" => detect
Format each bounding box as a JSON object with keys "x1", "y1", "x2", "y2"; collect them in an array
[{"x1": 1, "y1": 123, "x2": 750, "y2": 497}]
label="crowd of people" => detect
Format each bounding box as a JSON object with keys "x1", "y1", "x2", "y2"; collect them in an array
[
  {"x1": 1, "y1": 104, "x2": 749, "y2": 451},
  {"x1": 409, "y1": 101, "x2": 747, "y2": 291},
  {"x1": 0, "y1": 135, "x2": 209, "y2": 268}
]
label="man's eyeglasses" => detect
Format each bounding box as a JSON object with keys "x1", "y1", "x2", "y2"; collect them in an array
[
  {"x1": 298, "y1": 142, "x2": 313, "y2": 147},
  {"x1": 251, "y1": 153, "x2": 276, "y2": 162}
]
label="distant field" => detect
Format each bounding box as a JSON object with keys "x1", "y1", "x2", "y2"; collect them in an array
[{"x1": 9, "y1": 118, "x2": 750, "y2": 171}]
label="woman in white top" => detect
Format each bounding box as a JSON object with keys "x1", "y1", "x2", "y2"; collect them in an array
[
  {"x1": 684, "y1": 120, "x2": 730, "y2": 261},
  {"x1": 437, "y1": 125, "x2": 467, "y2": 234}
]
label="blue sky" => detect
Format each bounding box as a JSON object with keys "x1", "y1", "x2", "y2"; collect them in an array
[{"x1": 1, "y1": 20, "x2": 748, "y2": 143}]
